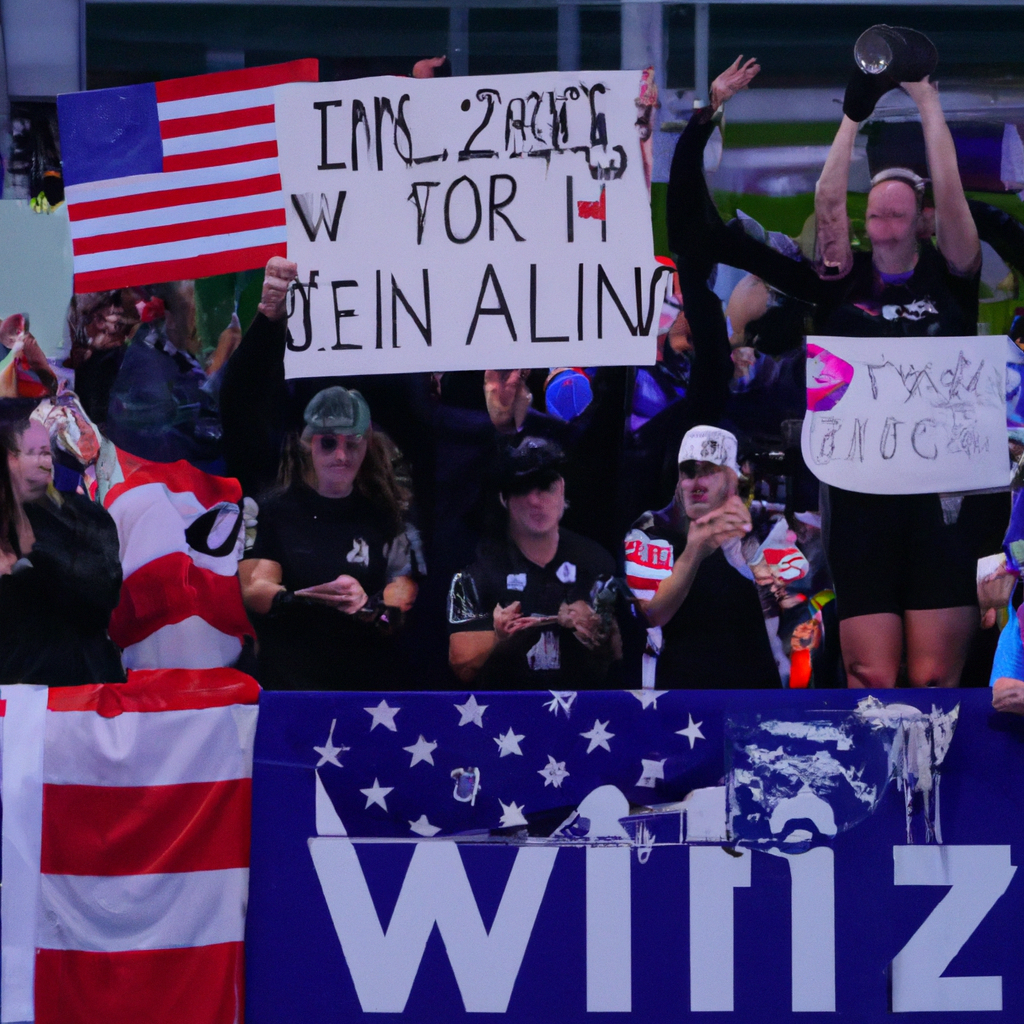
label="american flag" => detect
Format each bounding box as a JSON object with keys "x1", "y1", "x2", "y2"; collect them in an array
[
  {"x1": 57, "y1": 59, "x2": 318, "y2": 294},
  {"x1": 0, "y1": 669, "x2": 259, "y2": 1024},
  {"x1": 100, "y1": 449, "x2": 254, "y2": 670}
]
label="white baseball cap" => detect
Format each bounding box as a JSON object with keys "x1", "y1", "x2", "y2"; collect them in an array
[{"x1": 677, "y1": 425, "x2": 740, "y2": 476}]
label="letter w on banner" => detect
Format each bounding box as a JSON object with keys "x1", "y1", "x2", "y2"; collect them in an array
[
  {"x1": 57, "y1": 59, "x2": 318, "y2": 294},
  {"x1": 0, "y1": 669, "x2": 260, "y2": 1024}
]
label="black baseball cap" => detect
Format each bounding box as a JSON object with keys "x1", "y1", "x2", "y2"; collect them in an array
[{"x1": 497, "y1": 436, "x2": 566, "y2": 496}]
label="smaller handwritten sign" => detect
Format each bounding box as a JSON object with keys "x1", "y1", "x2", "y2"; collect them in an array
[{"x1": 801, "y1": 335, "x2": 1009, "y2": 495}]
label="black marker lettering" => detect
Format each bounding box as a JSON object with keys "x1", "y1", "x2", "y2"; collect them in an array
[
  {"x1": 286, "y1": 270, "x2": 319, "y2": 351},
  {"x1": 407, "y1": 182, "x2": 440, "y2": 245},
  {"x1": 375, "y1": 270, "x2": 383, "y2": 349},
  {"x1": 444, "y1": 176, "x2": 482, "y2": 244},
  {"x1": 466, "y1": 264, "x2": 517, "y2": 344},
  {"x1": 314, "y1": 101, "x2": 346, "y2": 170},
  {"x1": 566, "y1": 176, "x2": 574, "y2": 243},
  {"x1": 290, "y1": 192, "x2": 346, "y2": 242},
  {"x1": 459, "y1": 89, "x2": 501, "y2": 160},
  {"x1": 637, "y1": 265, "x2": 674, "y2": 335},
  {"x1": 489, "y1": 175, "x2": 524, "y2": 241},
  {"x1": 331, "y1": 280, "x2": 361, "y2": 350},
  {"x1": 351, "y1": 100, "x2": 370, "y2": 171},
  {"x1": 577, "y1": 263, "x2": 584, "y2": 340},
  {"x1": 391, "y1": 270, "x2": 432, "y2": 348},
  {"x1": 596, "y1": 265, "x2": 637, "y2": 338},
  {"x1": 530, "y1": 264, "x2": 569, "y2": 343},
  {"x1": 374, "y1": 96, "x2": 395, "y2": 171}
]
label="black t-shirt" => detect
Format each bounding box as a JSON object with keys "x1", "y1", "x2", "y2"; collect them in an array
[
  {"x1": 625, "y1": 506, "x2": 780, "y2": 689},
  {"x1": 0, "y1": 493, "x2": 125, "y2": 686},
  {"x1": 449, "y1": 529, "x2": 617, "y2": 689},
  {"x1": 245, "y1": 484, "x2": 408, "y2": 690},
  {"x1": 813, "y1": 244, "x2": 979, "y2": 339}
]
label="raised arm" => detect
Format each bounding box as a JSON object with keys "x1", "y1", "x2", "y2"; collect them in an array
[
  {"x1": 814, "y1": 116, "x2": 859, "y2": 279},
  {"x1": 903, "y1": 78, "x2": 981, "y2": 276}
]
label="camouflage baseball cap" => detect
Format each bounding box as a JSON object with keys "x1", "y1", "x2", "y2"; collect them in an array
[{"x1": 302, "y1": 386, "x2": 371, "y2": 440}]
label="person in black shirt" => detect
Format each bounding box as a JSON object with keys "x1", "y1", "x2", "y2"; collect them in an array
[
  {"x1": 625, "y1": 425, "x2": 780, "y2": 689},
  {"x1": 239, "y1": 386, "x2": 419, "y2": 689},
  {"x1": 812, "y1": 71, "x2": 986, "y2": 688},
  {"x1": 448, "y1": 438, "x2": 619, "y2": 688},
  {"x1": 0, "y1": 418, "x2": 124, "y2": 685}
]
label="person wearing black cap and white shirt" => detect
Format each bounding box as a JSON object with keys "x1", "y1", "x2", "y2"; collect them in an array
[
  {"x1": 448, "y1": 437, "x2": 619, "y2": 688},
  {"x1": 625, "y1": 425, "x2": 780, "y2": 689},
  {"x1": 239, "y1": 385, "x2": 419, "y2": 689}
]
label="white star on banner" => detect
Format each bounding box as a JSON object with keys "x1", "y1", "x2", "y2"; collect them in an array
[
  {"x1": 494, "y1": 727, "x2": 525, "y2": 758},
  {"x1": 402, "y1": 735, "x2": 438, "y2": 767},
  {"x1": 636, "y1": 758, "x2": 666, "y2": 788},
  {"x1": 676, "y1": 714, "x2": 705, "y2": 749},
  {"x1": 538, "y1": 755, "x2": 570, "y2": 788},
  {"x1": 313, "y1": 718, "x2": 349, "y2": 768},
  {"x1": 498, "y1": 800, "x2": 528, "y2": 828},
  {"x1": 454, "y1": 694, "x2": 488, "y2": 727},
  {"x1": 360, "y1": 778, "x2": 394, "y2": 810},
  {"x1": 409, "y1": 814, "x2": 441, "y2": 837},
  {"x1": 630, "y1": 689, "x2": 666, "y2": 710},
  {"x1": 543, "y1": 691, "x2": 577, "y2": 716},
  {"x1": 364, "y1": 700, "x2": 400, "y2": 732},
  {"x1": 580, "y1": 719, "x2": 614, "y2": 754}
]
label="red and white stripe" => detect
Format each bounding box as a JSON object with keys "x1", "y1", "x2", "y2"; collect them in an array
[
  {"x1": 103, "y1": 452, "x2": 253, "y2": 670},
  {"x1": 624, "y1": 530, "x2": 674, "y2": 599},
  {"x1": 67, "y1": 59, "x2": 317, "y2": 293},
  {"x1": 1, "y1": 670, "x2": 259, "y2": 1024}
]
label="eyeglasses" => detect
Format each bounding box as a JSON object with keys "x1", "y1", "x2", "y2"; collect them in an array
[{"x1": 315, "y1": 434, "x2": 364, "y2": 454}]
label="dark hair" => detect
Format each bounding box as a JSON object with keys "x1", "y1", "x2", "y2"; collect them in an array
[
  {"x1": 0, "y1": 419, "x2": 31, "y2": 544},
  {"x1": 277, "y1": 426, "x2": 410, "y2": 536}
]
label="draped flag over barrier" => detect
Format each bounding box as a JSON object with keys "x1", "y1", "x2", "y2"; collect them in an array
[
  {"x1": 246, "y1": 688, "x2": 1024, "y2": 1023},
  {"x1": 0, "y1": 669, "x2": 260, "y2": 1024},
  {"x1": 100, "y1": 450, "x2": 253, "y2": 670}
]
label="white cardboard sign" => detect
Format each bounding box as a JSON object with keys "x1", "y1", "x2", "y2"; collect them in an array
[
  {"x1": 801, "y1": 335, "x2": 1009, "y2": 494},
  {"x1": 274, "y1": 71, "x2": 665, "y2": 377}
]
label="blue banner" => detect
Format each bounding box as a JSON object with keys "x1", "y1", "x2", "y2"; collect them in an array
[{"x1": 246, "y1": 688, "x2": 1024, "y2": 1022}]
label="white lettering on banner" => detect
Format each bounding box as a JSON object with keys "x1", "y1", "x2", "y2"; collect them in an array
[
  {"x1": 309, "y1": 838, "x2": 556, "y2": 1012},
  {"x1": 586, "y1": 846, "x2": 632, "y2": 1012},
  {"x1": 800, "y1": 335, "x2": 1008, "y2": 495},
  {"x1": 891, "y1": 845, "x2": 1017, "y2": 1012},
  {"x1": 784, "y1": 848, "x2": 836, "y2": 1012},
  {"x1": 689, "y1": 846, "x2": 751, "y2": 1012},
  {"x1": 308, "y1": 837, "x2": 1017, "y2": 1015},
  {"x1": 274, "y1": 72, "x2": 666, "y2": 376}
]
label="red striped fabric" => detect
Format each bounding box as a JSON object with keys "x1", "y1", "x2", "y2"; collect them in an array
[
  {"x1": 103, "y1": 454, "x2": 242, "y2": 509},
  {"x1": 162, "y1": 139, "x2": 278, "y2": 173},
  {"x1": 73, "y1": 208, "x2": 286, "y2": 257},
  {"x1": 41, "y1": 778, "x2": 251, "y2": 876},
  {"x1": 46, "y1": 667, "x2": 260, "y2": 714},
  {"x1": 67, "y1": 173, "x2": 282, "y2": 222},
  {"x1": 154, "y1": 56, "x2": 317, "y2": 102},
  {"x1": 109, "y1": 551, "x2": 254, "y2": 649},
  {"x1": 35, "y1": 942, "x2": 245, "y2": 1024},
  {"x1": 72, "y1": 241, "x2": 286, "y2": 293},
  {"x1": 160, "y1": 104, "x2": 275, "y2": 139}
]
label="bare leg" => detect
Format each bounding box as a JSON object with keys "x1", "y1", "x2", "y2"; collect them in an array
[
  {"x1": 840, "y1": 613, "x2": 903, "y2": 687},
  {"x1": 904, "y1": 606, "x2": 977, "y2": 687}
]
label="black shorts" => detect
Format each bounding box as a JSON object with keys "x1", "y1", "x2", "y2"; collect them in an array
[{"x1": 821, "y1": 486, "x2": 1005, "y2": 621}]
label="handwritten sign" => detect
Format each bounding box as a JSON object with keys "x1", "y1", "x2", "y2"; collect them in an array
[
  {"x1": 274, "y1": 72, "x2": 665, "y2": 377},
  {"x1": 801, "y1": 335, "x2": 1009, "y2": 494}
]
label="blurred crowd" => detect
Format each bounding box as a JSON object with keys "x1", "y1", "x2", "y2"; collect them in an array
[{"x1": 4, "y1": 46, "x2": 1024, "y2": 702}]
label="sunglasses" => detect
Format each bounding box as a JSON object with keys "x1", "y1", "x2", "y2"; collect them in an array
[{"x1": 315, "y1": 434, "x2": 364, "y2": 453}]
